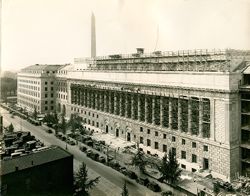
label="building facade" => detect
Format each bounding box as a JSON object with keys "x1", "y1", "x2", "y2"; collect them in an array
[
  {"x1": 18, "y1": 49, "x2": 250, "y2": 181},
  {"x1": 17, "y1": 64, "x2": 65, "y2": 114}
]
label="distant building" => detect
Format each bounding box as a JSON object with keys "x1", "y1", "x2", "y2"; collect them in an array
[
  {"x1": 0, "y1": 145, "x2": 73, "y2": 196},
  {"x1": 17, "y1": 64, "x2": 66, "y2": 114},
  {"x1": 18, "y1": 48, "x2": 250, "y2": 182}
]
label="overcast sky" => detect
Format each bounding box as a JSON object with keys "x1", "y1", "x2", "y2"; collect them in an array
[{"x1": 1, "y1": 0, "x2": 250, "y2": 71}]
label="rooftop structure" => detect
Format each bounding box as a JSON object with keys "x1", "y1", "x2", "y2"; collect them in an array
[{"x1": 84, "y1": 49, "x2": 250, "y2": 72}]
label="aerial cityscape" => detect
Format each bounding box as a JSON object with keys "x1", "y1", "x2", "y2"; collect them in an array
[{"x1": 1, "y1": 0, "x2": 250, "y2": 196}]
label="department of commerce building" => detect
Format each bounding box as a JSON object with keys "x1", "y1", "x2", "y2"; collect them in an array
[{"x1": 17, "y1": 48, "x2": 250, "y2": 182}]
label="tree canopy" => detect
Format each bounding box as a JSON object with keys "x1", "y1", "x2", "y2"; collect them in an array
[
  {"x1": 74, "y1": 162, "x2": 100, "y2": 196},
  {"x1": 132, "y1": 150, "x2": 147, "y2": 174},
  {"x1": 158, "y1": 150, "x2": 182, "y2": 185}
]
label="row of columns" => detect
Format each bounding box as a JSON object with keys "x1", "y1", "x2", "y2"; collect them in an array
[{"x1": 71, "y1": 85, "x2": 211, "y2": 138}]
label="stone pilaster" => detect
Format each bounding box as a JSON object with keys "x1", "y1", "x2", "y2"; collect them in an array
[
  {"x1": 188, "y1": 97, "x2": 192, "y2": 134},
  {"x1": 145, "y1": 95, "x2": 148, "y2": 123},
  {"x1": 160, "y1": 96, "x2": 163, "y2": 127},
  {"x1": 152, "y1": 96, "x2": 155, "y2": 125},
  {"x1": 138, "y1": 94, "x2": 141, "y2": 121},
  {"x1": 198, "y1": 98, "x2": 203, "y2": 137},
  {"x1": 131, "y1": 93, "x2": 134, "y2": 119}
]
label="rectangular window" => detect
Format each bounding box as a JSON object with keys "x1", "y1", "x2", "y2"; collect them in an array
[
  {"x1": 51, "y1": 87, "x2": 53, "y2": 91},
  {"x1": 192, "y1": 154, "x2": 197, "y2": 163},
  {"x1": 192, "y1": 142, "x2": 197, "y2": 148},
  {"x1": 155, "y1": 131, "x2": 158, "y2": 136},
  {"x1": 45, "y1": 87, "x2": 47, "y2": 91},
  {"x1": 172, "y1": 147, "x2": 176, "y2": 156},
  {"x1": 45, "y1": 94, "x2": 47, "y2": 98},
  {"x1": 140, "y1": 127, "x2": 143, "y2": 132},
  {"x1": 203, "y1": 158, "x2": 209, "y2": 170},
  {"x1": 181, "y1": 151, "x2": 186, "y2": 159},
  {"x1": 192, "y1": 168, "x2": 197, "y2": 172},
  {"x1": 140, "y1": 137, "x2": 143, "y2": 144},
  {"x1": 51, "y1": 93, "x2": 53, "y2": 97},
  {"x1": 147, "y1": 139, "x2": 151, "y2": 146},
  {"x1": 163, "y1": 134, "x2": 167, "y2": 139},
  {"x1": 155, "y1": 142, "x2": 159, "y2": 149},
  {"x1": 182, "y1": 139, "x2": 186, "y2": 145},
  {"x1": 163, "y1": 144, "x2": 167, "y2": 152},
  {"x1": 172, "y1": 136, "x2": 176, "y2": 142},
  {"x1": 51, "y1": 81, "x2": 53, "y2": 85},
  {"x1": 45, "y1": 101, "x2": 48, "y2": 104},
  {"x1": 203, "y1": 145, "x2": 208, "y2": 152},
  {"x1": 147, "y1": 129, "x2": 150, "y2": 134},
  {"x1": 51, "y1": 106, "x2": 54, "y2": 110},
  {"x1": 51, "y1": 100, "x2": 53, "y2": 104},
  {"x1": 45, "y1": 81, "x2": 47, "y2": 85},
  {"x1": 96, "y1": 122, "x2": 99, "y2": 128},
  {"x1": 181, "y1": 164, "x2": 186, "y2": 169},
  {"x1": 45, "y1": 106, "x2": 48, "y2": 111}
]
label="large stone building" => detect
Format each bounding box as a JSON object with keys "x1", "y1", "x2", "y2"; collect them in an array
[
  {"x1": 17, "y1": 64, "x2": 66, "y2": 114},
  {"x1": 17, "y1": 48, "x2": 250, "y2": 181}
]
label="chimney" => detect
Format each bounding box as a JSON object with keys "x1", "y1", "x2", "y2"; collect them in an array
[{"x1": 136, "y1": 48, "x2": 144, "y2": 54}]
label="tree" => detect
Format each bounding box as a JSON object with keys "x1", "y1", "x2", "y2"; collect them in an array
[
  {"x1": 61, "y1": 115, "x2": 67, "y2": 135},
  {"x1": 8, "y1": 123, "x2": 14, "y2": 133},
  {"x1": 53, "y1": 112, "x2": 59, "y2": 125},
  {"x1": 121, "y1": 181, "x2": 129, "y2": 196},
  {"x1": 132, "y1": 150, "x2": 147, "y2": 175},
  {"x1": 74, "y1": 162, "x2": 100, "y2": 196},
  {"x1": 157, "y1": 153, "x2": 169, "y2": 182},
  {"x1": 158, "y1": 150, "x2": 182, "y2": 185},
  {"x1": 33, "y1": 108, "x2": 38, "y2": 120},
  {"x1": 213, "y1": 181, "x2": 220, "y2": 195},
  {"x1": 68, "y1": 114, "x2": 82, "y2": 134}
]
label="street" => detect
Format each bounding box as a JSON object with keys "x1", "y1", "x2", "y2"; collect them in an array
[{"x1": 0, "y1": 107, "x2": 160, "y2": 196}]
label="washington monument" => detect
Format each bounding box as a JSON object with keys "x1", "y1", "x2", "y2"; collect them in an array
[{"x1": 91, "y1": 12, "x2": 96, "y2": 58}]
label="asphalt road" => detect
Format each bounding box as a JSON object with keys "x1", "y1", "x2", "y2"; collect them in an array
[{"x1": 1, "y1": 108, "x2": 160, "y2": 196}]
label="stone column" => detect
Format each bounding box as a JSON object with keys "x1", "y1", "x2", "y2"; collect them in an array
[
  {"x1": 178, "y1": 97, "x2": 181, "y2": 131},
  {"x1": 109, "y1": 91, "x2": 112, "y2": 114},
  {"x1": 188, "y1": 97, "x2": 192, "y2": 134},
  {"x1": 145, "y1": 95, "x2": 148, "y2": 123},
  {"x1": 198, "y1": 98, "x2": 203, "y2": 137},
  {"x1": 160, "y1": 96, "x2": 163, "y2": 127},
  {"x1": 119, "y1": 92, "x2": 122, "y2": 116},
  {"x1": 210, "y1": 99, "x2": 215, "y2": 141},
  {"x1": 114, "y1": 92, "x2": 117, "y2": 115},
  {"x1": 152, "y1": 96, "x2": 155, "y2": 125},
  {"x1": 131, "y1": 93, "x2": 134, "y2": 119},
  {"x1": 169, "y1": 97, "x2": 172, "y2": 129},
  {"x1": 104, "y1": 90, "x2": 107, "y2": 112},
  {"x1": 94, "y1": 90, "x2": 98, "y2": 109},
  {"x1": 138, "y1": 94, "x2": 141, "y2": 121},
  {"x1": 125, "y1": 92, "x2": 128, "y2": 117}
]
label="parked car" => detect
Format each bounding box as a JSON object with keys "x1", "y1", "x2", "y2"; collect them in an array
[
  {"x1": 98, "y1": 156, "x2": 106, "y2": 163},
  {"x1": 79, "y1": 146, "x2": 87, "y2": 152},
  {"x1": 61, "y1": 136, "x2": 66, "y2": 141},
  {"x1": 86, "y1": 140, "x2": 93, "y2": 147},
  {"x1": 127, "y1": 171, "x2": 138, "y2": 180},
  {"x1": 148, "y1": 181, "x2": 161, "y2": 192},
  {"x1": 119, "y1": 167, "x2": 128, "y2": 175},
  {"x1": 136, "y1": 177, "x2": 149, "y2": 186},
  {"x1": 92, "y1": 153, "x2": 99, "y2": 161},
  {"x1": 161, "y1": 191, "x2": 173, "y2": 196},
  {"x1": 46, "y1": 129, "x2": 53, "y2": 134},
  {"x1": 86, "y1": 149, "x2": 93, "y2": 157},
  {"x1": 69, "y1": 140, "x2": 76, "y2": 146}
]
